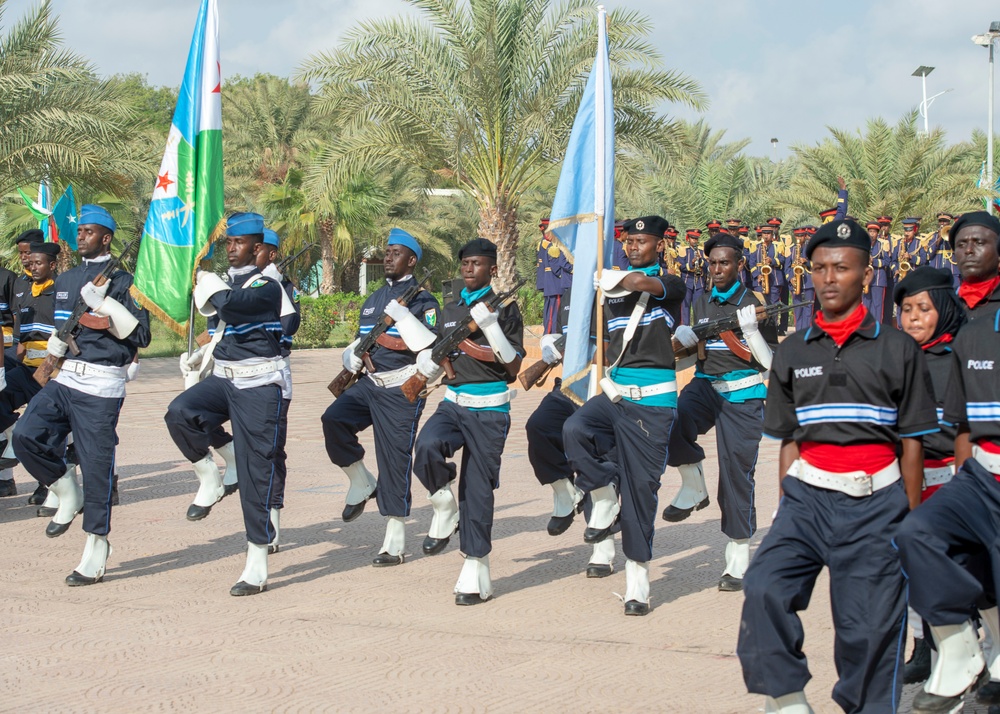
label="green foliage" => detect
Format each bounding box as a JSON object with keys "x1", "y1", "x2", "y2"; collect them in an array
[
  {"x1": 517, "y1": 284, "x2": 544, "y2": 325},
  {"x1": 296, "y1": 294, "x2": 365, "y2": 347}
]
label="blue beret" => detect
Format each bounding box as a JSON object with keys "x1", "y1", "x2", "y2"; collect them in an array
[
  {"x1": 226, "y1": 212, "x2": 265, "y2": 237},
  {"x1": 387, "y1": 227, "x2": 422, "y2": 261},
  {"x1": 262, "y1": 228, "x2": 280, "y2": 247},
  {"x1": 79, "y1": 204, "x2": 116, "y2": 232}
]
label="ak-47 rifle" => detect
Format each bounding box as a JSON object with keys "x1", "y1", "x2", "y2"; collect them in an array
[
  {"x1": 400, "y1": 277, "x2": 527, "y2": 403},
  {"x1": 673, "y1": 300, "x2": 810, "y2": 363},
  {"x1": 518, "y1": 333, "x2": 565, "y2": 390},
  {"x1": 34, "y1": 240, "x2": 138, "y2": 387},
  {"x1": 277, "y1": 243, "x2": 317, "y2": 276},
  {"x1": 326, "y1": 268, "x2": 434, "y2": 397}
]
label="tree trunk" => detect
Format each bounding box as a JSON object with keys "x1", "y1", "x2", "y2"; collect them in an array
[
  {"x1": 318, "y1": 217, "x2": 336, "y2": 295},
  {"x1": 341, "y1": 257, "x2": 361, "y2": 294},
  {"x1": 478, "y1": 200, "x2": 520, "y2": 291}
]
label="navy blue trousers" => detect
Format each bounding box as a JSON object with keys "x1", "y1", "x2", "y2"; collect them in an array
[
  {"x1": 681, "y1": 282, "x2": 705, "y2": 326},
  {"x1": 738, "y1": 477, "x2": 909, "y2": 713},
  {"x1": 563, "y1": 395, "x2": 674, "y2": 562},
  {"x1": 667, "y1": 378, "x2": 762, "y2": 539},
  {"x1": 525, "y1": 385, "x2": 578, "y2": 486},
  {"x1": 13, "y1": 381, "x2": 122, "y2": 536},
  {"x1": 164, "y1": 376, "x2": 282, "y2": 546},
  {"x1": 792, "y1": 288, "x2": 814, "y2": 331},
  {"x1": 862, "y1": 286, "x2": 886, "y2": 324},
  {"x1": 412, "y1": 400, "x2": 510, "y2": 558},
  {"x1": 897, "y1": 458, "x2": 1000, "y2": 625},
  {"x1": 0, "y1": 355, "x2": 41, "y2": 432},
  {"x1": 321, "y1": 376, "x2": 425, "y2": 518}
]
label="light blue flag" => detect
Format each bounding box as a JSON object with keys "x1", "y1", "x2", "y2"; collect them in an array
[{"x1": 546, "y1": 6, "x2": 615, "y2": 405}]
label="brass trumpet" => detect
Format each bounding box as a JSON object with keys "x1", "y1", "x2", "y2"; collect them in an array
[
  {"x1": 759, "y1": 250, "x2": 772, "y2": 294},
  {"x1": 898, "y1": 247, "x2": 911, "y2": 280}
]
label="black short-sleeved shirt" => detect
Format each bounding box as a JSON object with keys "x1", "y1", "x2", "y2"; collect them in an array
[
  {"x1": 604, "y1": 271, "x2": 685, "y2": 370},
  {"x1": 943, "y1": 313, "x2": 1000, "y2": 445},
  {"x1": 764, "y1": 309, "x2": 939, "y2": 445},
  {"x1": 12, "y1": 279, "x2": 56, "y2": 365},
  {"x1": 692, "y1": 285, "x2": 777, "y2": 376},
  {"x1": 357, "y1": 276, "x2": 441, "y2": 373},
  {"x1": 208, "y1": 271, "x2": 283, "y2": 363},
  {"x1": 0, "y1": 266, "x2": 16, "y2": 330},
  {"x1": 923, "y1": 344, "x2": 958, "y2": 461},
  {"x1": 440, "y1": 289, "x2": 524, "y2": 386}
]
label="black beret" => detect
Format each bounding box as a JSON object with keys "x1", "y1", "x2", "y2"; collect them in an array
[
  {"x1": 16, "y1": 228, "x2": 44, "y2": 245},
  {"x1": 458, "y1": 237, "x2": 498, "y2": 260},
  {"x1": 893, "y1": 266, "x2": 954, "y2": 306},
  {"x1": 704, "y1": 232, "x2": 745, "y2": 256},
  {"x1": 622, "y1": 216, "x2": 669, "y2": 237},
  {"x1": 804, "y1": 219, "x2": 869, "y2": 259},
  {"x1": 27, "y1": 241, "x2": 60, "y2": 258},
  {"x1": 948, "y1": 210, "x2": 1000, "y2": 248}
]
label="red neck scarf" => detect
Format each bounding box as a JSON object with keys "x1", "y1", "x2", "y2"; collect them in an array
[
  {"x1": 958, "y1": 275, "x2": 1000, "y2": 309},
  {"x1": 922, "y1": 333, "x2": 954, "y2": 351},
  {"x1": 814, "y1": 304, "x2": 868, "y2": 347}
]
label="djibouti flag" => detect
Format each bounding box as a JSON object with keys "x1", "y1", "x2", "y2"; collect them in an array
[{"x1": 133, "y1": 0, "x2": 223, "y2": 333}]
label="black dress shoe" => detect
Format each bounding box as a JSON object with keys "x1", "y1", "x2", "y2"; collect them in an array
[
  {"x1": 342, "y1": 492, "x2": 374, "y2": 523},
  {"x1": 547, "y1": 500, "x2": 585, "y2": 536},
  {"x1": 718, "y1": 575, "x2": 743, "y2": 592},
  {"x1": 422, "y1": 525, "x2": 458, "y2": 556},
  {"x1": 661, "y1": 496, "x2": 710, "y2": 523},
  {"x1": 915, "y1": 666, "x2": 989, "y2": 712},
  {"x1": 904, "y1": 636, "x2": 932, "y2": 685},
  {"x1": 0, "y1": 479, "x2": 16, "y2": 497},
  {"x1": 455, "y1": 592, "x2": 489, "y2": 606},
  {"x1": 27, "y1": 484, "x2": 47, "y2": 505},
  {"x1": 372, "y1": 552, "x2": 404, "y2": 567},
  {"x1": 230, "y1": 580, "x2": 267, "y2": 596},
  {"x1": 46, "y1": 519, "x2": 75, "y2": 538},
  {"x1": 186, "y1": 502, "x2": 216, "y2": 521},
  {"x1": 583, "y1": 515, "x2": 619, "y2": 544},
  {"x1": 222, "y1": 482, "x2": 239, "y2": 498},
  {"x1": 624, "y1": 600, "x2": 650, "y2": 616},
  {"x1": 37, "y1": 505, "x2": 57, "y2": 518},
  {"x1": 586, "y1": 564, "x2": 613, "y2": 578},
  {"x1": 66, "y1": 570, "x2": 104, "y2": 587}
]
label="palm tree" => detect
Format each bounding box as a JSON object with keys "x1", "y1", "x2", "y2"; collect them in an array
[
  {"x1": 627, "y1": 120, "x2": 794, "y2": 232},
  {"x1": 783, "y1": 112, "x2": 987, "y2": 229},
  {"x1": 299, "y1": 0, "x2": 705, "y2": 289},
  {"x1": 0, "y1": 0, "x2": 148, "y2": 204}
]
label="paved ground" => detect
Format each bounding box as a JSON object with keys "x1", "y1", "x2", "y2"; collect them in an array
[{"x1": 0, "y1": 350, "x2": 987, "y2": 712}]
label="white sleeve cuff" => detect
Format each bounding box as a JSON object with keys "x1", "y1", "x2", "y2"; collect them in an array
[
  {"x1": 194, "y1": 273, "x2": 231, "y2": 316},
  {"x1": 393, "y1": 310, "x2": 436, "y2": 352},
  {"x1": 746, "y1": 330, "x2": 773, "y2": 370},
  {"x1": 481, "y1": 321, "x2": 517, "y2": 363},
  {"x1": 598, "y1": 269, "x2": 631, "y2": 297},
  {"x1": 94, "y1": 297, "x2": 140, "y2": 339}
]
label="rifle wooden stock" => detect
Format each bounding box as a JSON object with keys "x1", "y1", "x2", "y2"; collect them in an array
[
  {"x1": 518, "y1": 358, "x2": 556, "y2": 390},
  {"x1": 32, "y1": 354, "x2": 61, "y2": 387},
  {"x1": 327, "y1": 368, "x2": 358, "y2": 397}
]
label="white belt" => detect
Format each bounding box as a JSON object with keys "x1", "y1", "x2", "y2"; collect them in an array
[
  {"x1": 922, "y1": 464, "x2": 955, "y2": 489},
  {"x1": 368, "y1": 364, "x2": 417, "y2": 389},
  {"x1": 709, "y1": 374, "x2": 764, "y2": 393},
  {"x1": 973, "y1": 445, "x2": 1000, "y2": 475},
  {"x1": 444, "y1": 387, "x2": 516, "y2": 408},
  {"x1": 787, "y1": 458, "x2": 901, "y2": 497},
  {"x1": 58, "y1": 359, "x2": 128, "y2": 379},
  {"x1": 608, "y1": 380, "x2": 677, "y2": 401},
  {"x1": 216, "y1": 360, "x2": 283, "y2": 379}
]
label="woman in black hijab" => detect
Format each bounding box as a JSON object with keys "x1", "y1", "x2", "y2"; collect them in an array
[{"x1": 893, "y1": 265, "x2": 967, "y2": 684}]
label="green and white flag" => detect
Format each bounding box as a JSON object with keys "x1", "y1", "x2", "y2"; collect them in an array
[{"x1": 133, "y1": 0, "x2": 223, "y2": 333}]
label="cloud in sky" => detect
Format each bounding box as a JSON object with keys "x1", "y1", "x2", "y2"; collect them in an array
[{"x1": 6, "y1": 0, "x2": 1000, "y2": 157}]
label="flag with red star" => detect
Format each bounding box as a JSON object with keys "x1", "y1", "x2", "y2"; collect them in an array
[{"x1": 134, "y1": 0, "x2": 223, "y2": 333}]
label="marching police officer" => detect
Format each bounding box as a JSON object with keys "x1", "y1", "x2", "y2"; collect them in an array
[
  {"x1": 562, "y1": 215, "x2": 686, "y2": 616},
  {"x1": 951, "y1": 210, "x2": 1000, "y2": 320},
  {"x1": 13, "y1": 205, "x2": 151, "y2": 586},
  {"x1": 412, "y1": 238, "x2": 524, "y2": 605},
  {"x1": 737, "y1": 219, "x2": 937, "y2": 713},
  {"x1": 164, "y1": 212, "x2": 287, "y2": 595},
  {"x1": 321, "y1": 229, "x2": 440, "y2": 567},
  {"x1": 663, "y1": 232, "x2": 776, "y2": 591}
]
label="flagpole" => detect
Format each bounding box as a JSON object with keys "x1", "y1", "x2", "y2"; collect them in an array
[{"x1": 593, "y1": 6, "x2": 608, "y2": 394}]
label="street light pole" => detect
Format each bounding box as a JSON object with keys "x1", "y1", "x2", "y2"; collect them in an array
[
  {"x1": 770, "y1": 137, "x2": 778, "y2": 163},
  {"x1": 912, "y1": 66, "x2": 935, "y2": 133},
  {"x1": 973, "y1": 22, "x2": 1000, "y2": 213}
]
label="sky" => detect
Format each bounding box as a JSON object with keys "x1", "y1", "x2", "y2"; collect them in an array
[{"x1": 6, "y1": 0, "x2": 1000, "y2": 158}]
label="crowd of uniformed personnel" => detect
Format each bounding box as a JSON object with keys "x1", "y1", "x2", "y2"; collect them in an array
[{"x1": 2, "y1": 183, "x2": 1000, "y2": 713}]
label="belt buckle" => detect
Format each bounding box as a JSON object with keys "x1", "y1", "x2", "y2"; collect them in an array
[
  {"x1": 223, "y1": 366, "x2": 235, "y2": 379},
  {"x1": 627, "y1": 386, "x2": 642, "y2": 400},
  {"x1": 850, "y1": 473, "x2": 873, "y2": 496}
]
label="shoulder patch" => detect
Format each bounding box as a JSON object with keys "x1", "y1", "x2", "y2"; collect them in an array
[
  {"x1": 292, "y1": 288, "x2": 300, "y2": 303},
  {"x1": 424, "y1": 309, "x2": 437, "y2": 327},
  {"x1": 249, "y1": 279, "x2": 267, "y2": 288}
]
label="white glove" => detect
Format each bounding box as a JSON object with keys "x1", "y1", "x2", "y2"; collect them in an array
[
  {"x1": 738, "y1": 304, "x2": 759, "y2": 336},
  {"x1": 673, "y1": 325, "x2": 698, "y2": 349},
  {"x1": 47, "y1": 335, "x2": 69, "y2": 358},
  {"x1": 383, "y1": 299, "x2": 411, "y2": 323},
  {"x1": 342, "y1": 339, "x2": 364, "y2": 373},
  {"x1": 262, "y1": 263, "x2": 282, "y2": 281},
  {"x1": 179, "y1": 348, "x2": 204, "y2": 377},
  {"x1": 593, "y1": 271, "x2": 600, "y2": 292},
  {"x1": 81, "y1": 280, "x2": 110, "y2": 310},
  {"x1": 416, "y1": 349, "x2": 443, "y2": 381},
  {"x1": 539, "y1": 333, "x2": 563, "y2": 365},
  {"x1": 125, "y1": 361, "x2": 140, "y2": 382},
  {"x1": 469, "y1": 302, "x2": 498, "y2": 329}
]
